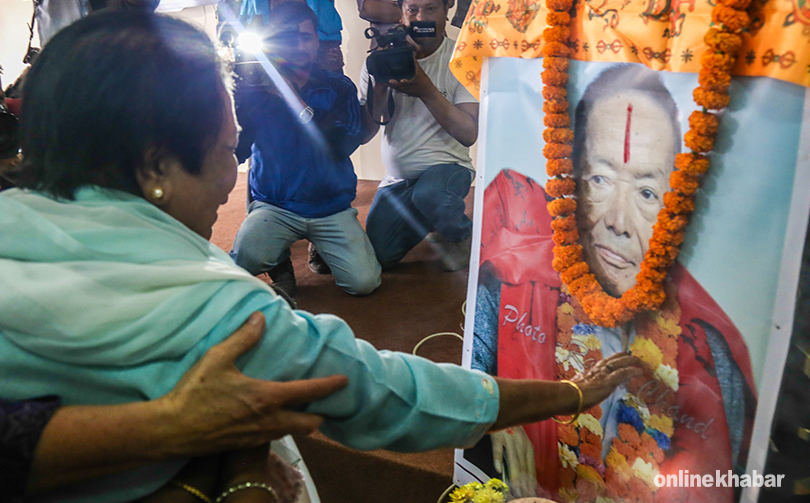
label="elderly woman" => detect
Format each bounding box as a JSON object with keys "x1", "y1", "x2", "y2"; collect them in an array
[{"x1": 0, "y1": 11, "x2": 641, "y2": 503}]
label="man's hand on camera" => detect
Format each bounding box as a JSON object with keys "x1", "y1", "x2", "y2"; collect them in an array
[{"x1": 387, "y1": 59, "x2": 433, "y2": 98}]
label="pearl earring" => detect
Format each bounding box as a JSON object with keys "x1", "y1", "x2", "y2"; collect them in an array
[{"x1": 153, "y1": 188, "x2": 164, "y2": 200}]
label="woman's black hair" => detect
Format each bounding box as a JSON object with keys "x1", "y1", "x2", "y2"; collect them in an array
[{"x1": 18, "y1": 10, "x2": 231, "y2": 199}]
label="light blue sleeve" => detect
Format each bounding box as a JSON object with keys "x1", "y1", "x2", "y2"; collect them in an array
[{"x1": 206, "y1": 289, "x2": 500, "y2": 452}]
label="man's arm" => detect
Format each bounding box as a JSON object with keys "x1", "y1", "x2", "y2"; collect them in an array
[
  {"x1": 26, "y1": 312, "x2": 348, "y2": 495},
  {"x1": 388, "y1": 60, "x2": 479, "y2": 147}
]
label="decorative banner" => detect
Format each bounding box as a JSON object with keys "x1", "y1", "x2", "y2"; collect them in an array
[
  {"x1": 449, "y1": 0, "x2": 810, "y2": 98},
  {"x1": 455, "y1": 57, "x2": 810, "y2": 503}
]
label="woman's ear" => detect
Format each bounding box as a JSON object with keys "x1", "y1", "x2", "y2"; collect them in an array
[{"x1": 135, "y1": 147, "x2": 178, "y2": 206}]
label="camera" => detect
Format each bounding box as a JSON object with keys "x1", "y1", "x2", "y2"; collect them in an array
[
  {"x1": 0, "y1": 103, "x2": 19, "y2": 160},
  {"x1": 219, "y1": 26, "x2": 278, "y2": 90},
  {"x1": 365, "y1": 21, "x2": 436, "y2": 82}
]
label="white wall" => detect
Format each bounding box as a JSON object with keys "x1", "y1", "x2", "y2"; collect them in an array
[
  {"x1": 0, "y1": 0, "x2": 476, "y2": 181},
  {"x1": 0, "y1": 0, "x2": 40, "y2": 91}
]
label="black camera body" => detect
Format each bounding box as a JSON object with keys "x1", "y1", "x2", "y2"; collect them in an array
[
  {"x1": 365, "y1": 21, "x2": 436, "y2": 82},
  {"x1": 0, "y1": 102, "x2": 20, "y2": 160}
]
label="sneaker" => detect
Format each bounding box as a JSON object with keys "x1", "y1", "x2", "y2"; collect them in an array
[
  {"x1": 268, "y1": 257, "x2": 297, "y2": 297},
  {"x1": 438, "y1": 236, "x2": 472, "y2": 272},
  {"x1": 308, "y1": 243, "x2": 332, "y2": 275}
]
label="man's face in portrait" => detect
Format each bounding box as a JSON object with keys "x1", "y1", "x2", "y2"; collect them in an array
[{"x1": 576, "y1": 92, "x2": 678, "y2": 296}]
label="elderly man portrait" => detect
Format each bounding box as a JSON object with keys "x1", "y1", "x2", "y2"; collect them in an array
[
  {"x1": 360, "y1": 0, "x2": 479, "y2": 272},
  {"x1": 230, "y1": 1, "x2": 381, "y2": 297},
  {"x1": 469, "y1": 64, "x2": 757, "y2": 502}
]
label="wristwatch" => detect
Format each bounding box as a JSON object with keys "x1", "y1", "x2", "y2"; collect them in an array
[{"x1": 298, "y1": 105, "x2": 314, "y2": 124}]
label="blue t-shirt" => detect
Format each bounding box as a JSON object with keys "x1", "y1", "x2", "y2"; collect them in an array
[{"x1": 236, "y1": 69, "x2": 362, "y2": 218}]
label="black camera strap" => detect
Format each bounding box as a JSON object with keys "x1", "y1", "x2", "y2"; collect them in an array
[{"x1": 366, "y1": 78, "x2": 395, "y2": 126}]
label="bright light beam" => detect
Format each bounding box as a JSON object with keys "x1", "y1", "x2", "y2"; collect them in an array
[{"x1": 218, "y1": 4, "x2": 328, "y2": 152}]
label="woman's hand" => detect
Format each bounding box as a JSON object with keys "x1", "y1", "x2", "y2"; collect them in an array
[
  {"x1": 570, "y1": 352, "x2": 648, "y2": 411},
  {"x1": 490, "y1": 426, "x2": 536, "y2": 498},
  {"x1": 491, "y1": 355, "x2": 644, "y2": 431}
]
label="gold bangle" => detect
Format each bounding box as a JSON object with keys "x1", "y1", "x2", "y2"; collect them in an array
[
  {"x1": 214, "y1": 482, "x2": 278, "y2": 503},
  {"x1": 552, "y1": 379, "x2": 583, "y2": 425},
  {"x1": 170, "y1": 480, "x2": 213, "y2": 503}
]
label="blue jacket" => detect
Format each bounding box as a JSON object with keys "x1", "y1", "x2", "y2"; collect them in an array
[{"x1": 236, "y1": 70, "x2": 362, "y2": 218}]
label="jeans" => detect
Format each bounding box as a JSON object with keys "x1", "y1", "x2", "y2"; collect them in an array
[
  {"x1": 366, "y1": 163, "x2": 473, "y2": 269},
  {"x1": 230, "y1": 202, "x2": 381, "y2": 296}
]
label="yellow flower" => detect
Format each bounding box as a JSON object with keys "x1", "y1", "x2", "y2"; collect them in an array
[
  {"x1": 606, "y1": 449, "x2": 628, "y2": 472},
  {"x1": 649, "y1": 414, "x2": 674, "y2": 437},
  {"x1": 577, "y1": 464, "x2": 606, "y2": 487},
  {"x1": 450, "y1": 486, "x2": 476, "y2": 502},
  {"x1": 559, "y1": 442, "x2": 579, "y2": 469},
  {"x1": 596, "y1": 497, "x2": 618, "y2": 503},
  {"x1": 657, "y1": 313, "x2": 682, "y2": 337},
  {"x1": 654, "y1": 364, "x2": 679, "y2": 391},
  {"x1": 629, "y1": 338, "x2": 663, "y2": 369},
  {"x1": 472, "y1": 487, "x2": 505, "y2": 503},
  {"x1": 485, "y1": 479, "x2": 508, "y2": 492},
  {"x1": 572, "y1": 333, "x2": 601, "y2": 351},
  {"x1": 559, "y1": 487, "x2": 579, "y2": 502},
  {"x1": 577, "y1": 413, "x2": 604, "y2": 438},
  {"x1": 632, "y1": 457, "x2": 659, "y2": 488}
]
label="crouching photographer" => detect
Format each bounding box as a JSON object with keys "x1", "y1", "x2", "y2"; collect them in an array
[
  {"x1": 359, "y1": 0, "x2": 479, "y2": 272},
  {"x1": 227, "y1": 1, "x2": 381, "y2": 298}
]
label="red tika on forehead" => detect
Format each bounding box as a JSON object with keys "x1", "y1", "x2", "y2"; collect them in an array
[{"x1": 624, "y1": 103, "x2": 633, "y2": 164}]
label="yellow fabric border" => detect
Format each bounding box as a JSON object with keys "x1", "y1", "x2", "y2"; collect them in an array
[{"x1": 450, "y1": 0, "x2": 810, "y2": 99}]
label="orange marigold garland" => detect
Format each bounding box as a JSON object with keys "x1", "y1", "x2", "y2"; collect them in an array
[{"x1": 542, "y1": 0, "x2": 751, "y2": 327}]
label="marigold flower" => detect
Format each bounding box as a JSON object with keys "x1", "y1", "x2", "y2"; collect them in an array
[
  {"x1": 659, "y1": 210, "x2": 690, "y2": 232},
  {"x1": 700, "y1": 49, "x2": 736, "y2": 72},
  {"x1": 698, "y1": 67, "x2": 732, "y2": 93},
  {"x1": 543, "y1": 85, "x2": 568, "y2": 101},
  {"x1": 545, "y1": 113, "x2": 571, "y2": 128},
  {"x1": 547, "y1": 158, "x2": 574, "y2": 177},
  {"x1": 569, "y1": 274, "x2": 599, "y2": 297},
  {"x1": 546, "y1": 0, "x2": 573, "y2": 10},
  {"x1": 693, "y1": 87, "x2": 731, "y2": 110},
  {"x1": 674, "y1": 153, "x2": 710, "y2": 176},
  {"x1": 553, "y1": 228, "x2": 580, "y2": 246},
  {"x1": 718, "y1": 0, "x2": 752, "y2": 9},
  {"x1": 544, "y1": 127, "x2": 573, "y2": 144},
  {"x1": 547, "y1": 11, "x2": 571, "y2": 26},
  {"x1": 544, "y1": 41, "x2": 571, "y2": 57},
  {"x1": 652, "y1": 226, "x2": 686, "y2": 246},
  {"x1": 543, "y1": 100, "x2": 568, "y2": 115},
  {"x1": 543, "y1": 56, "x2": 570, "y2": 72},
  {"x1": 548, "y1": 197, "x2": 577, "y2": 216},
  {"x1": 547, "y1": 178, "x2": 576, "y2": 198},
  {"x1": 542, "y1": 69, "x2": 569, "y2": 87},
  {"x1": 670, "y1": 171, "x2": 700, "y2": 196},
  {"x1": 684, "y1": 130, "x2": 715, "y2": 153},
  {"x1": 553, "y1": 243, "x2": 583, "y2": 270},
  {"x1": 551, "y1": 214, "x2": 577, "y2": 233},
  {"x1": 704, "y1": 28, "x2": 742, "y2": 53},
  {"x1": 544, "y1": 26, "x2": 571, "y2": 43},
  {"x1": 688, "y1": 110, "x2": 720, "y2": 136},
  {"x1": 544, "y1": 142, "x2": 573, "y2": 159},
  {"x1": 560, "y1": 261, "x2": 589, "y2": 283},
  {"x1": 712, "y1": 5, "x2": 750, "y2": 31}
]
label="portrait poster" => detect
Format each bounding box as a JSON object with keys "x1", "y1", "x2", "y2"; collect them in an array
[{"x1": 453, "y1": 56, "x2": 810, "y2": 503}]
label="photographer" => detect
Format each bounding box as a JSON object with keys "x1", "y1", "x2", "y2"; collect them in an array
[
  {"x1": 360, "y1": 0, "x2": 478, "y2": 272},
  {"x1": 230, "y1": 1, "x2": 381, "y2": 297}
]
